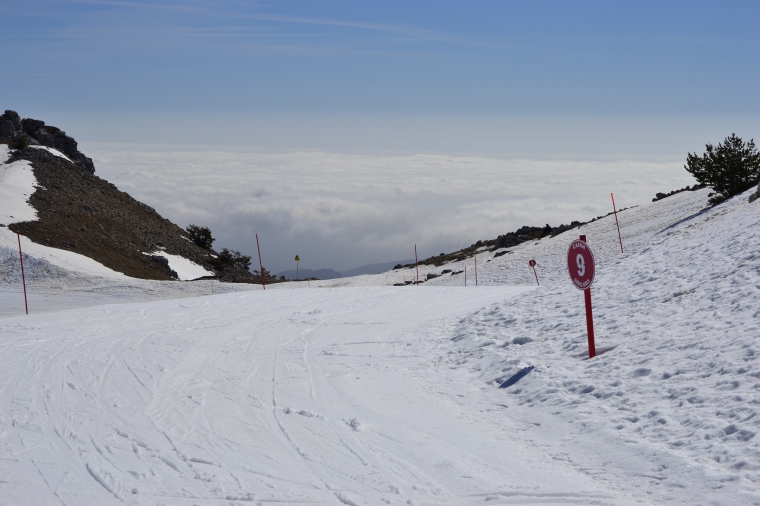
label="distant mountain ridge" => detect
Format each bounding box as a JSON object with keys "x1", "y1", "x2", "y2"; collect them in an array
[
  {"x1": 276, "y1": 259, "x2": 415, "y2": 280},
  {"x1": 276, "y1": 268, "x2": 342, "y2": 280},
  {"x1": 339, "y1": 259, "x2": 415, "y2": 277}
]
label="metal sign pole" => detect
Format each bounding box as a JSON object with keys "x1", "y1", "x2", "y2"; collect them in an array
[
  {"x1": 579, "y1": 235, "x2": 595, "y2": 358},
  {"x1": 17, "y1": 233, "x2": 28, "y2": 315},
  {"x1": 256, "y1": 233, "x2": 265, "y2": 290},
  {"x1": 611, "y1": 193, "x2": 624, "y2": 253},
  {"x1": 414, "y1": 244, "x2": 419, "y2": 285},
  {"x1": 529, "y1": 259, "x2": 539, "y2": 286}
]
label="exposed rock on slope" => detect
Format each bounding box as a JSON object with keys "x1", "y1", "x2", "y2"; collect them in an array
[
  {"x1": 0, "y1": 111, "x2": 248, "y2": 281},
  {"x1": 5, "y1": 146, "x2": 217, "y2": 280},
  {"x1": 0, "y1": 110, "x2": 94, "y2": 173}
]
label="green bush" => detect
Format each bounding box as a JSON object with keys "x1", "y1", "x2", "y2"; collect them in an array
[
  {"x1": 685, "y1": 134, "x2": 760, "y2": 205},
  {"x1": 186, "y1": 224, "x2": 214, "y2": 249},
  {"x1": 211, "y1": 248, "x2": 251, "y2": 272}
]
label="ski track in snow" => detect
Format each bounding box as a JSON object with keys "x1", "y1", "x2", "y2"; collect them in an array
[{"x1": 0, "y1": 181, "x2": 759, "y2": 503}]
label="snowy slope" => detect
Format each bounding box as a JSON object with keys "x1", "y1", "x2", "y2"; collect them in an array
[
  {"x1": 0, "y1": 144, "x2": 217, "y2": 297},
  {"x1": 0, "y1": 144, "x2": 38, "y2": 226},
  {"x1": 143, "y1": 251, "x2": 214, "y2": 280},
  {"x1": 1, "y1": 176, "x2": 759, "y2": 504}
]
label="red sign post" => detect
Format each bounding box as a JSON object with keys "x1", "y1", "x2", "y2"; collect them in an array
[
  {"x1": 255, "y1": 233, "x2": 265, "y2": 290},
  {"x1": 611, "y1": 193, "x2": 624, "y2": 253},
  {"x1": 568, "y1": 235, "x2": 596, "y2": 358},
  {"x1": 17, "y1": 233, "x2": 28, "y2": 315},
  {"x1": 528, "y1": 259, "x2": 539, "y2": 286}
]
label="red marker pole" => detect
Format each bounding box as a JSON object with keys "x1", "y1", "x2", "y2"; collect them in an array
[
  {"x1": 255, "y1": 233, "x2": 265, "y2": 290},
  {"x1": 579, "y1": 235, "x2": 595, "y2": 358},
  {"x1": 414, "y1": 244, "x2": 419, "y2": 285},
  {"x1": 611, "y1": 193, "x2": 624, "y2": 253},
  {"x1": 475, "y1": 256, "x2": 478, "y2": 286},
  {"x1": 529, "y1": 259, "x2": 539, "y2": 286},
  {"x1": 17, "y1": 233, "x2": 28, "y2": 315}
]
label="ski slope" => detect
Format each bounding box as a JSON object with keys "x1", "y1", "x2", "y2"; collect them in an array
[{"x1": 1, "y1": 178, "x2": 759, "y2": 503}]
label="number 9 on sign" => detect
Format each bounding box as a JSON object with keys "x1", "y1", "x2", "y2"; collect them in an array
[{"x1": 576, "y1": 254, "x2": 585, "y2": 276}]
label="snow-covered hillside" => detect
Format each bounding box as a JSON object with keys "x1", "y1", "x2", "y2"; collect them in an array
[{"x1": 0, "y1": 183, "x2": 758, "y2": 504}]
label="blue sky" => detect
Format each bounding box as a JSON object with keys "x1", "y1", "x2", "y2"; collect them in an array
[
  {"x1": 3, "y1": 1, "x2": 758, "y2": 120},
  {"x1": 2, "y1": 1, "x2": 759, "y2": 271}
]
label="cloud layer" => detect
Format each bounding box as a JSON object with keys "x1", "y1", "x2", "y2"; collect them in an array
[{"x1": 88, "y1": 145, "x2": 695, "y2": 272}]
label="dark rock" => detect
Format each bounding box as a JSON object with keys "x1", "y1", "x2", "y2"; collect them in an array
[
  {"x1": 149, "y1": 255, "x2": 170, "y2": 268},
  {"x1": 493, "y1": 250, "x2": 508, "y2": 258},
  {"x1": 22, "y1": 118, "x2": 45, "y2": 134},
  {"x1": 0, "y1": 119, "x2": 16, "y2": 139},
  {"x1": 656, "y1": 192, "x2": 667, "y2": 200},
  {"x1": 749, "y1": 182, "x2": 760, "y2": 204},
  {"x1": 2, "y1": 110, "x2": 21, "y2": 128},
  {"x1": 0, "y1": 111, "x2": 95, "y2": 173},
  {"x1": 426, "y1": 273, "x2": 439, "y2": 280}
]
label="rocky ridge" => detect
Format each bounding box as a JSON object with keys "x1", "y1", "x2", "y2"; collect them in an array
[
  {"x1": 1, "y1": 111, "x2": 255, "y2": 282},
  {"x1": 0, "y1": 110, "x2": 95, "y2": 173}
]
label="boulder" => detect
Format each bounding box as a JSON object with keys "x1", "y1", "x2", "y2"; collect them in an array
[
  {"x1": 22, "y1": 118, "x2": 45, "y2": 134},
  {"x1": 749, "y1": 182, "x2": 760, "y2": 204},
  {"x1": 0, "y1": 111, "x2": 95, "y2": 174}
]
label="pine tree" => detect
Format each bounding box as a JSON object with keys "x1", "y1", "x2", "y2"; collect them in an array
[{"x1": 685, "y1": 134, "x2": 760, "y2": 205}]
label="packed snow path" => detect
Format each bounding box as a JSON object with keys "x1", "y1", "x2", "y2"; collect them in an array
[{"x1": 2, "y1": 286, "x2": 658, "y2": 505}]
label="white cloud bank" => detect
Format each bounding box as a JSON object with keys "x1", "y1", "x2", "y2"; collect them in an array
[{"x1": 88, "y1": 145, "x2": 696, "y2": 272}]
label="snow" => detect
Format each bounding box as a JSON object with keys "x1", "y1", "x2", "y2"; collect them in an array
[
  {"x1": 143, "y1": 250, "x2": 215, "y2": 280},
  {"x1": 0, "y1": 180, "x2": 759, "y2": 504},
  {"x1": 0, "y1": 144, "x2": 38, "y2": 225},
  {"x1": 29, "y1": 144, "x2": 74, "y2": 163}
]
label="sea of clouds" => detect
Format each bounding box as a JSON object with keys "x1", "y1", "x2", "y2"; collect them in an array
[{"x1": 87, "y1": 145, "x2": 695, "y2": 272}]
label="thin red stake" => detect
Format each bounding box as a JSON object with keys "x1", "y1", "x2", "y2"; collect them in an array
[
  {"x1": 414, "y1": 244, "x2": 419, "y2": 285},
  {"x1": 475, "y1": 256, "x2": 478, "y2": 286},
  {"x1": 255, "y1": 233, "x2": 266, "y2": 290},
  {"x1": 580, "y1": 235, "x2": 596, "y2": 358},
  {"x1": 611, "y1": 193, "x2": 624, "y2": 253},
  {"x1": 532, "y1": 266, "x2": 539, "y2": 286},
  {"x1": 17, "y1": 233, "x2": 28, "y2": 314}
]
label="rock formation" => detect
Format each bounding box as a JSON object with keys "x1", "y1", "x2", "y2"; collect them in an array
[{"x1": 0, "y1": 110, "x2": 95, "y2": 173}]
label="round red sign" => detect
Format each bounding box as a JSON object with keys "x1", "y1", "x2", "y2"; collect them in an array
[
  {"x1": 528, "y1": 259, "x2": 536, "y2": 267},
  {"x1": 567, "y1": 240, "x2": 595, "y2": 290}
]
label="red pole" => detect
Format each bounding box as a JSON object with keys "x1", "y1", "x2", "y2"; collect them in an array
[
  {"x1": 611, "y1": 193, "x2": 624, "y2": 253},
  {"x1": 17, "y1": 233, "x2": 28, "y2": 315},
  {"x1": 532, "y1": 266, "x2": 539, "y2": 286},
  {"x1": 475, "y1": 256, "x2": 478, "y2": 286},
  {"x1": 255, "y1": 233, "x2": 265, "y2": 290},
  {"x1": 414, "y1": 244, "x2": 419, "y2": 285},
  {"x1": 580, "y1": 235, "x2": 595, "y2": 358}
]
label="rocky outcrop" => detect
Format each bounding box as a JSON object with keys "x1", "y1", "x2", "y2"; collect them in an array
[
  {"x1": 749, "y1": 182, "x2": 760, "y2": 204},
  {"x1": 5, "y1": 145, "x2": 217, "y2": 280},
  {"x1": 652, "y1": 184, "x2": 705, "y2": 202},
  {"x1": 0, "y1": 110, "x2": 95, "y2": 173}
]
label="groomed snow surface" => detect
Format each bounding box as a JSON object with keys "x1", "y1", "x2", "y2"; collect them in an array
[{"x1": 0, "y1": 184, "x2": 759, "y2": 504}]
